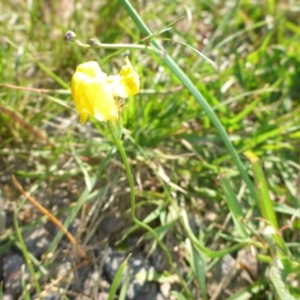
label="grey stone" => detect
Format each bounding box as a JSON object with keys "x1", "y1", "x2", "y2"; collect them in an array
[
  {"x1": 101, "y1": 215, "x2": 121, "y2": 235},
  {"x1": 97, "y1": 292, "x2": 109, "y2": 300},
  {"x1": 2, "y1": 294, "x2": 14, "y2": 300},
  {"x1": 23, "y1": 225, "x2": 51, "y2": 257},
  {"x1": 150, "y1": 249, "x2": 166, "y2": 273},
  {"x1": 2, "y1": 253, "x2": 28, "y2": 298},
  {"x1": 40, "y1": 292, "x2": 62, "y2": 300},
  {"x1": 130, "y1": 281, "x2": 165, "y2": 300},
  {"x1": 103, "y1": 250, "x2": 164, "y2": 300}
]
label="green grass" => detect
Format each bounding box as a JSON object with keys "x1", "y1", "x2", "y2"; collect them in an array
[{"x1": 0, "y1": 0, "x2": 300, "y2": 299}]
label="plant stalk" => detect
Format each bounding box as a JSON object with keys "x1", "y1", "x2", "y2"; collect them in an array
[{"x1": 114, "y1": 138, "x2": 192, "y2": 297}]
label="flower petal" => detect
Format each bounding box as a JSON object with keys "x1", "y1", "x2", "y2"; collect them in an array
[
  {"x1": 119, "y1": 57, "x2": 140, "y2": 96},
  {"x1": 71, "y1": 71, "x2": 89, "y2": 120},
  {"x1": 106, "y1": 57, "x2": 140, "y2": 98},
  {"x1": 83, "y1": 78, "x2": 119, "y2": 122},
  {"x1": 76, "y1": 61, "x2": 106, "y2": 79},
  {"x1": 79, "y1": 111, "x2": 89, "y2": 124}
]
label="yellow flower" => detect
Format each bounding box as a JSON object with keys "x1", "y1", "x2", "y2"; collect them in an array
[{"x1": 71, "y1": 58, "x2": 140, "y2": 124}]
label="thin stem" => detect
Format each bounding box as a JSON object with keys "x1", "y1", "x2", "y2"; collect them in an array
[
  {"x1": 75, "y1": 39, "x2": 156, "y2": 53},
  {"x1": 114, "y1": 139, "x2": 192, "y2": 297}
]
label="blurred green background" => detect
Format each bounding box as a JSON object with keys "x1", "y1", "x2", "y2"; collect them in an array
[{"x1": 0, "y1": 0, "x2": 300, "y2": 299}]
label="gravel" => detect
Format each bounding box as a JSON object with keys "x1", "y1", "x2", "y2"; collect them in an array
[
  {"x1": 103, "y1": 249, "x2": 166, "y2": 300},
  {"x1": 1, "y1": 252, "x2": 28, "y2": 299},
  {"x1": 23, "y1": 225, "x2": 51, "y2": 257}
]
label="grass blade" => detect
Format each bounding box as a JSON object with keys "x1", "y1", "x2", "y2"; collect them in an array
[
  {"x1": 45, "y1": 150, "x2": 113, "y2": 263},
  {"x1": 14, "y1": 200, "x2": 41, "y2": 296},
  {"x1": 219, "y1": 174, "x2": 249, "y2": 239},
  {"x1": 108, "y1": 253, "x2": 131, "y2": 300},
  {"x1": 244, "y1": 151, "x2": 285, "y2": 251},
  {"x1": 120, "y1": 0, "x2": 258, "y2": 204}
]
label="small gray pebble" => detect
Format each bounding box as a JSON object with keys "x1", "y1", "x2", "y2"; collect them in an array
[
  {"x1": 104, "y1": 250, "x2": 163, "y2": 300},
  {"x1": 97, "y1": 292, "x2": 109, "y2": 300},
  {"x1": 2, "y1": 253, "x2": 27, "y2": 298},
  {"x1": 100, "y1": 216, "x2": 121, "y2": 235},
  {"x1": 31, "y1": 292, "x2": 62, "y2": 300},
  {"x1": 40, "y1": 292, "x2": 62, "y2": 300},
  {"x1": 150, "y1": 249, "x2": 166, "y2": 273},
  {"x1": 103, "y1": 250, "x2": 127, "y2": 282},
  {"x1": 2, "y1": 294, "x2": 14, "y2": 300},
  {"x1": 24, "y1": 225, "x2": 51, "y2": 257},
  {"x1": 129, "y1": 281, "x2": 165, "y2": 300}
]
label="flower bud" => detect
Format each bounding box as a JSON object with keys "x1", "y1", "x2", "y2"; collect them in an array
[{"x1": 64, "y1": 31, "x2": 77, "y2": 43}]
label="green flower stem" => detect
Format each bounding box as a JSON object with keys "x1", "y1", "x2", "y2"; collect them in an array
[
  {"x1": 120, "y1": 0, "x2": 258, "y2": 204},
  {"x1": 114, "y1": 138, "x2": 192, "y2": 297},
  {"x1": 75, "y1": 39, "x2": 156, "y2": 53}
]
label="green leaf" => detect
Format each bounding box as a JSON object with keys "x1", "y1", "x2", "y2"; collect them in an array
[{"x1": 108, "y1": 253, "x2": 131, "y2": 300}]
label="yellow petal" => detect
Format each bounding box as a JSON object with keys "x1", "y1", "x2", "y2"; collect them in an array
[
  {"x1": 107, "y1": 57, "x2": 140, "y2": 98},
  {"x1": 119, "y1": 57, "x2": 140, "y2": 96},
  {"x1": 71, "y1": 71, "x2": 89, "y2": 119},
  {"x1": 83, "y1": 78, "x2": 119, "y2": 122},
  {"x1": 76, "y1": 61, "x2": 106, "y2": 79},
  {"x1": 71, "y1": 61, "x2": 108, "y2": 120},
  {"x1": 71, "y1": 61, "x2": 118, "y2": 123},
  {"x1": 79, "y1": 111, "x2": 89, "y2": 124}
]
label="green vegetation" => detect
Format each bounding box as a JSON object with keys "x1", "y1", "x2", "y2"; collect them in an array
[{"x1": 0, "y1": 0, "x2": 300, "y2": 299}]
